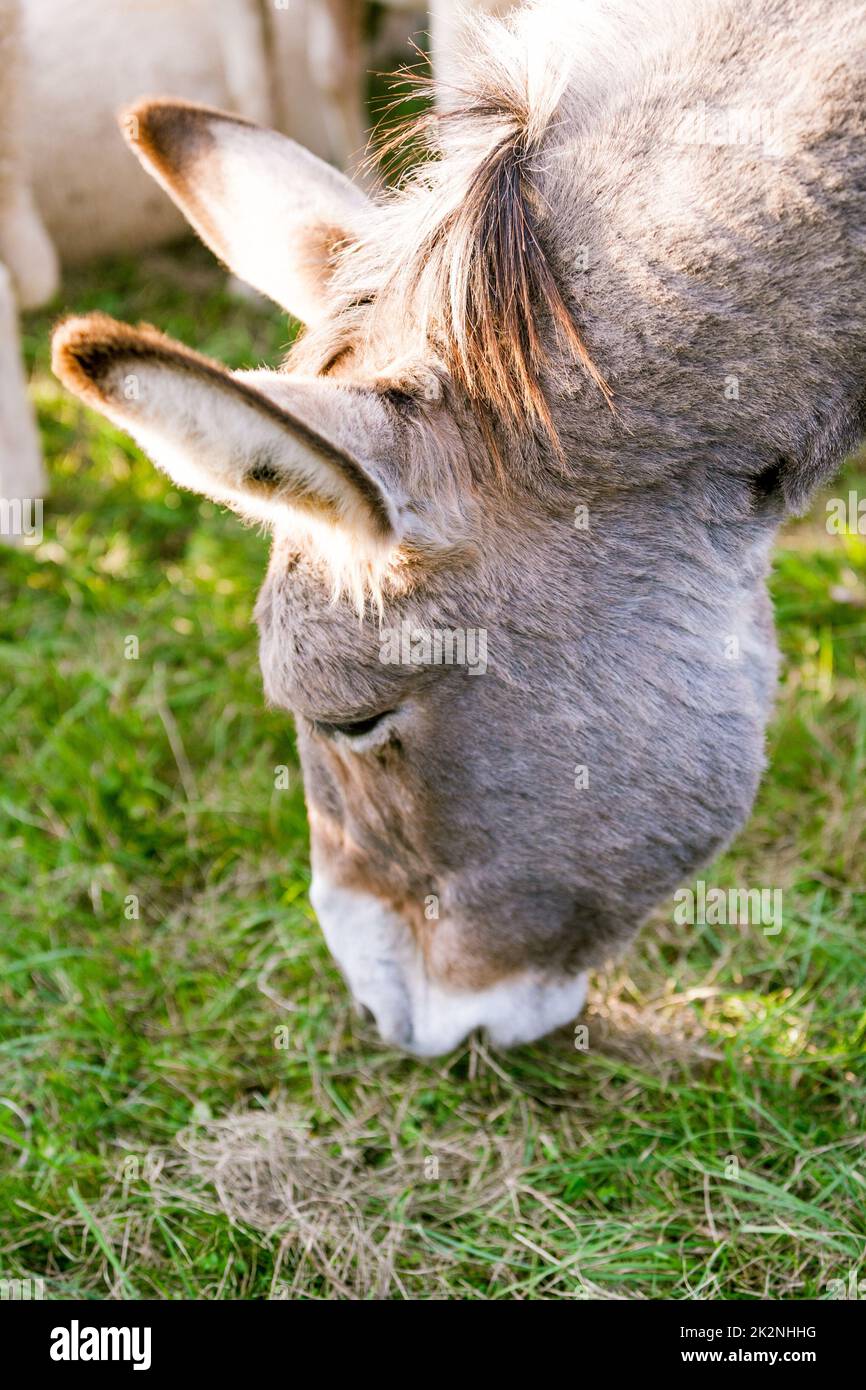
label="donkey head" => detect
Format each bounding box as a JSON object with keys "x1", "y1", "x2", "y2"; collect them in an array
[{"x1": 55, "y1": 4, "x2": 861, "y2": 1053}]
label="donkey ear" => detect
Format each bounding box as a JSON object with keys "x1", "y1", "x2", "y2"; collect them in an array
[
  {"x1": 121, "y1": 100, "x2": 370, "y2": 324},
  {"x1": 51, "y1": 314, "x2": 398, "y2": 545}
]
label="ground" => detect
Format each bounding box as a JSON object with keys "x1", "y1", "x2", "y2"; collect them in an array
[{"x1": 1, "y1": 242, "x2": 864, "y2": 1299}]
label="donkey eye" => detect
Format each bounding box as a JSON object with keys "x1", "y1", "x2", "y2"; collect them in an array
[{"x1": 311, "y1": 710, "x2": 395, "y2": 740}]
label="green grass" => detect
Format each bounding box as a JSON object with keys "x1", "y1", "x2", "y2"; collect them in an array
[{"x1": 1, "y1": 241, "x2": 865, "y2": 1300}]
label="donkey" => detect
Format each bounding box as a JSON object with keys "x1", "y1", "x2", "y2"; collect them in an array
[{"x1": 53, "y1": 0, "x2": 866, "y2": 1054}]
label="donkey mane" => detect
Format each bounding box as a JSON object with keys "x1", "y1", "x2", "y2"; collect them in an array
[
  {"x1": 385, "y1": 84, "x2": 614, "y2": 448},
  {"x1": 288, "y1": 2, "x2": 613, "y2": 456}
]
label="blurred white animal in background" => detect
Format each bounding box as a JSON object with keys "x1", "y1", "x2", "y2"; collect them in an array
[
  {"x1": 0, "y1": 0, "x2": 53, "y2": 506},
  {"x1": 0, "y1": 0, "x2": 521, "y2": 520}
]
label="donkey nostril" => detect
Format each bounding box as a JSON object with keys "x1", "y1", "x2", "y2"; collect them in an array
[{"x1": 353, "y1": 999, "x2": 374, "y2": 1023}]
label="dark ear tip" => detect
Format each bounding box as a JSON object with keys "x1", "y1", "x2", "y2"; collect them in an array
[
  {"x1": 119, "y1": 98, "x2": 183, "y2": 159},
  {"x1": 118, "y1": 97, "x2": 253, "y2": 161},
  {"x1": 51, "y1": 313, "x2": 134, "y2": 398}
]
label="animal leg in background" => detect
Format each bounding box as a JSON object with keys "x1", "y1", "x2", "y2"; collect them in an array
[
  {"x1": 213, "y1": 0, "x2": 273, "y2": 127},
  {"x1": 0, "y1": 0, "x2": 58, "y2": 309},
  {"x1": 306, "y1": 0, "x2": 368, "y2": 174},
  {"x1": 0, "y1": 263, "x2": 45, "y2": 524}
]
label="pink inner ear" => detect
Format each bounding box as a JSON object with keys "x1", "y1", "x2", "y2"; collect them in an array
[{"x1": 290, "y1": 220, "x2": 359, "y2": 320}]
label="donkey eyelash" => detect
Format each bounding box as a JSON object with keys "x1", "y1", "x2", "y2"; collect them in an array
[{"x1": 310, "y1": 710, "x2": 396, "y2": 740}]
